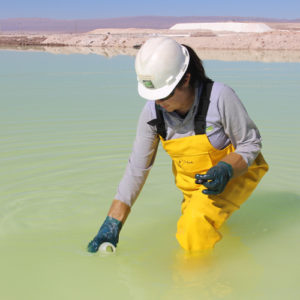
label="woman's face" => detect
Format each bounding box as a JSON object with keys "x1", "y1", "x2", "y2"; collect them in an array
[
  {"x1": 155, "y1": 88, "x2": 184, "y2": 112},
  {"x1": 155, "y1": 74, "x2": 194, "y2": 115}
]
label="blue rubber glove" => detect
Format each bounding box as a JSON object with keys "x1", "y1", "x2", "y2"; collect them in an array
[
  {"x1": 195, "y1": 161, "x2": 233, "y2": 195},
  {"x1": 87, "y1": 216, "x2": 122, "y2": 253}
]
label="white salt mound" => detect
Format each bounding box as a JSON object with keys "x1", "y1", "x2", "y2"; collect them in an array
[{"x1": 170, "y1": 22, "x2": 272, "y2": 33}]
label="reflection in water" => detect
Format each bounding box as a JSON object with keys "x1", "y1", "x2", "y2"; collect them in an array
[
  {"x1": 1, "y1": 45, "x2": 300, "y2": 62},
  {"x1": 111, "y1": 223, "x2": 263, "y2": 300},
  {"x1": 168, "y1": 227, "x2": 262, "y2": 300}
]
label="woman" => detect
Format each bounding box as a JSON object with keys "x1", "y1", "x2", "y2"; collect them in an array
[{"x1": 87, "y1": 37, "x2": 268, "y2": 252}]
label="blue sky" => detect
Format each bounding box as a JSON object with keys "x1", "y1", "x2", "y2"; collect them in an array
[{"x1": 1, "y1": 0, "x2": 299, "y2": 20}]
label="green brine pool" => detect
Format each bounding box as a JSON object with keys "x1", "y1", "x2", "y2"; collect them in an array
[{"x1": 0, "y1": 49, "x2": 299, "y2": 300}]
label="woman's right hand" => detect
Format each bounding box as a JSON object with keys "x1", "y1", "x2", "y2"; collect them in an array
[{"x1": 87, "y1": 216, "x2": 122, "y2": 253}]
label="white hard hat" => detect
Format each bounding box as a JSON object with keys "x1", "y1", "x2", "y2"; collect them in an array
[{"x1": 135, "y1": 37, "x2": 190, "y2": 100}]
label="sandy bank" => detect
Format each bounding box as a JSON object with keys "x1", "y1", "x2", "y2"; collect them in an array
[{"x1": 1, "y1": 22, "x2": 300, "y2": 62}]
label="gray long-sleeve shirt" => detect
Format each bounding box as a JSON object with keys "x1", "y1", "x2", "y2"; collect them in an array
[{"x1": 115, "y1": 82, "x2": 262, "y2": 207}]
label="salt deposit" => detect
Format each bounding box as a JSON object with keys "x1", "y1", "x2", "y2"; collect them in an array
[{"x1": 170, "y1": 22, "x2": 272, "y2": 33}]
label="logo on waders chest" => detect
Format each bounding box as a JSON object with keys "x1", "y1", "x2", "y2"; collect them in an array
[{"x1": 178, "y1": 159, "x2": 194, "y2": 166}]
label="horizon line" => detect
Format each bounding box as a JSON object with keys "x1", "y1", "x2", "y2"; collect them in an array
[{"x1": 1, "y1": 16, "x2": 300, "y2": 22}]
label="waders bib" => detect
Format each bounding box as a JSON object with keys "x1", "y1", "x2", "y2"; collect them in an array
[{"x1": 149, "y1": 80, "x2": 269, "y2": 251}]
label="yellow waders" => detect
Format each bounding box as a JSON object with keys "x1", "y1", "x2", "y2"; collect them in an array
[
  {"x1": 149, "y1": 80, "x2": 269, "y2": 251},
  {"x1": 160, "y1": 134, "x2": 268, "y2": 251}
]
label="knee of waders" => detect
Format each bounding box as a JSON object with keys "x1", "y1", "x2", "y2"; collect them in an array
[{"x1": 176, "y1": 211, "x2": 222, "y2": 252}]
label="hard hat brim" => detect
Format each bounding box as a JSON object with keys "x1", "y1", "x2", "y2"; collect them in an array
[{"x1": 138, "y1": 80, "x2": 179, "y2": 101}]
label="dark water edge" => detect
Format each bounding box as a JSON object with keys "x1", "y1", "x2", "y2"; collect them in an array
[{"x1": 1, "y1": 45, "x2": 300, "y2": 62}]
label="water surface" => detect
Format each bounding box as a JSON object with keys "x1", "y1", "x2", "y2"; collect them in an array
[{"x1": 0, "y1": 50, "x2": 299, "y2": 300}]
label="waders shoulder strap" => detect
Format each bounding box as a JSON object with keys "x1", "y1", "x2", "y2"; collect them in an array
[
  {"x1": 147, "y1": 105, "x2": 167, "y2": 139},
  {"x1": 194, "y1": 79, "x2": 213, "y2": 135}
]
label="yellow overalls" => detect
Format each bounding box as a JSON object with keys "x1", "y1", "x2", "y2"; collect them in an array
[{"x1": 152, "y1": 81, "x2": 268, "y2": 251}]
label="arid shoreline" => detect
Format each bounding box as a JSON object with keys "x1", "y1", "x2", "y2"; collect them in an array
[{"x1": 1, "y1": 23, "x2": 300, "y2": 62}]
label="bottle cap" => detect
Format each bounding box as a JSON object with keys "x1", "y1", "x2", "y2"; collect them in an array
[{"x1": 99, "y1": 242, "x2": 116, "y2": 253}]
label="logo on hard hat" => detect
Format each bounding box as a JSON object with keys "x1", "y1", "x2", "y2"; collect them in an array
[{"x1": 143, "y1": 80, "x2": 155, "y2": 89}]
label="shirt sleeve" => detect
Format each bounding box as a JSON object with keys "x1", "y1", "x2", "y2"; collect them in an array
[
  {"x1": 114, "y1": 102, "x2": 159, "y2": 207},
  {"x1": 218, "y1": 85, "x2": 262, "y2": 166}
]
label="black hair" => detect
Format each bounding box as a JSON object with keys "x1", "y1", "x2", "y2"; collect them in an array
[{"x1": 177, "y1": 44, "x2": 209, "y2": 88}]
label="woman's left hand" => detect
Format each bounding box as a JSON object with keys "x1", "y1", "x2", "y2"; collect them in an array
[{"x1": 195, "y1": 161, "x2": 233, "y2": 195}]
